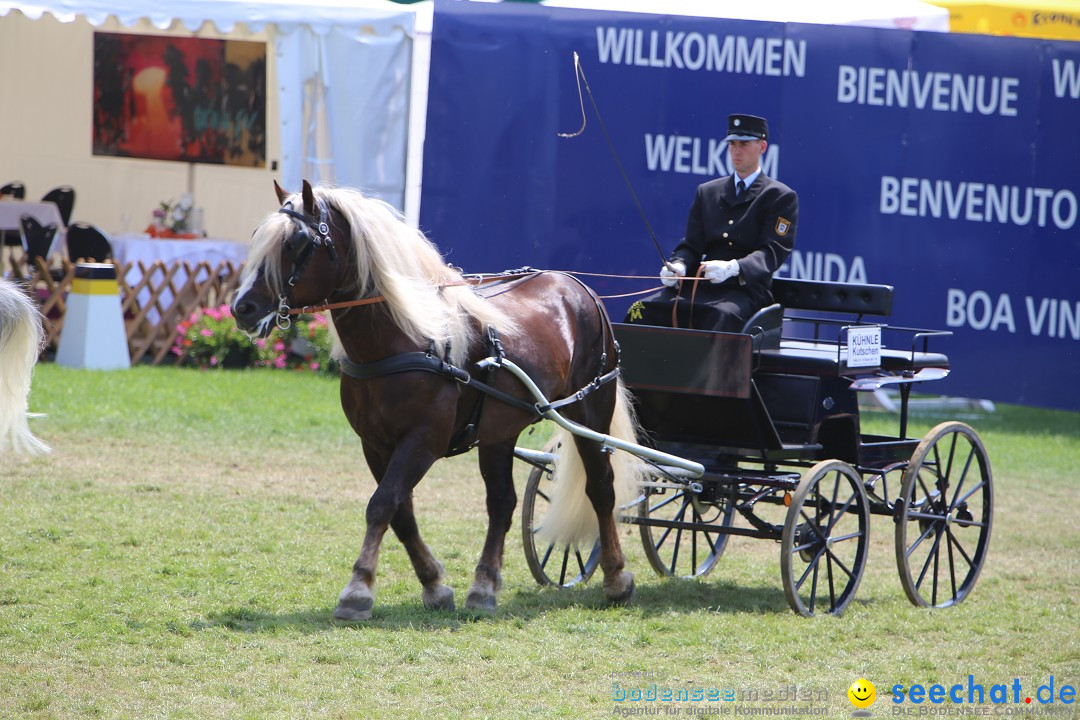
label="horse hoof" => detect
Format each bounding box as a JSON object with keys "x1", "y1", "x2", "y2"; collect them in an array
[
  {"x1": 334, "y1": 589, "x2": 374, "y2": 621},
  {"x1": 422, "y1": 584, "x2": 455, "y2": 612},
  {"x1": 605, "y1": 572, "x2": 636, "y2": 606},
  {"x1": 465, "y1": 586, "x2": 497, "y2": 612}
]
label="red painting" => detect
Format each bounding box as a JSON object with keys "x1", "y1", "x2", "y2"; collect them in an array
[{"x1": 92, "y1": 32, "x2": 266, "y2": 167}]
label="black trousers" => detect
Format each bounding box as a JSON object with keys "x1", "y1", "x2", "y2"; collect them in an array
[{"x1": 623, "y1": 284, "x2": 756, "y2": 333}]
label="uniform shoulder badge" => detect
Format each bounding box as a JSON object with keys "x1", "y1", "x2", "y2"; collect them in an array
[{"x1": 775, "y1": 217, "x2": 792, "y2": 236}]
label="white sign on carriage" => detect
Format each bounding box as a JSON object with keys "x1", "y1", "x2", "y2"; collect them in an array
[{"x1": 847, "y1": 325, "x2": 882, "y2": 368}]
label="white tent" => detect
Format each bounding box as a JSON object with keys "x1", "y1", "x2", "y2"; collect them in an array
[
  {"x1": 0, "y1": 0, "x2": 415, "y2": 241},
  {"x1": 537, "y1": 0, "x2": 950, "y2": 30}
]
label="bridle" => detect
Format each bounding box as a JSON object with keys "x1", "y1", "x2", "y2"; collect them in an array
[{"x1": 273, "y1": 198, "x2": 340, "y2": 328}]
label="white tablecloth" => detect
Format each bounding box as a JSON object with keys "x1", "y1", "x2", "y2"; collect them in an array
[
  {"x1": 0, "y1": 200, "x2": 64, "y2": 232},
  {"x1": 111, "y1": 233, "x2": 249, "y2": 322},
  {"x1": 110, "y1": 233, "x2": 249, "y2": 269}
]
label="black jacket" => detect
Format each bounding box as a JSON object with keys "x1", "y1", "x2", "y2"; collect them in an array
[{"x1": 671, "y1": 173, "x2": 798, "y2": 308}]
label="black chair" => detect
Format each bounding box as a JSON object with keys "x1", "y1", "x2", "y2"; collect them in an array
[
  {"x1": 1, "y1": 181, "x2": 26, "y2": 199},
  {"x1": 19, "y1": 214, "x2": 59, "y2": 276},
  {"x1": 41, "y1": 186, "x2": 75, "y2": 228},
  {"x1": 66, "y1": 222, "x2": 114, "y2": 262},
  {"x1": 1, "y1": 182, "x2": 27, "y2": 249}
]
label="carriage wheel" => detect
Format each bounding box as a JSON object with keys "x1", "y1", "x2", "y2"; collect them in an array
[
  {"x1": 781, "y1": 460, "x2": 870, "y2": 617},
  {"x1": 895, "y1": 422, "x2": 993, "y2": 608},
  {"x1": 639, "y1": 481, "x2": 734, "y2": 578},
  {"x1": 521, "y1": 443, "x2": 600, "y2": 589}
]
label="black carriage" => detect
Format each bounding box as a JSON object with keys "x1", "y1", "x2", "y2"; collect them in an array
[{"x1": 517, "y1": 278, "x2": 994, "y2": 616}]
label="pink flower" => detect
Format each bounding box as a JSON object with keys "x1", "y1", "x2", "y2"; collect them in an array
[
  {"x1": 200, "y1": 328, "x2": 213, "y2": 337},
  {"x1": 273, "y1": 340, "x2": 285, "y2": 352},
  {"x1": 310, "y1": 362, "x2": 320, "y2": 371},
  {"x1": 274, "y1": 356, "x2": 286, "y2": 369},
  {"x1": 210, "y1": 355, "x2": 219, "y2": 366},
  {"x1": 205, "y1": 307, "x2": 222, "y2": 321}
]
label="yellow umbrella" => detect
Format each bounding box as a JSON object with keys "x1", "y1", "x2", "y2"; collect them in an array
[{"x1": 928, "y1": 0, "x2": 1080, "y2": 40}]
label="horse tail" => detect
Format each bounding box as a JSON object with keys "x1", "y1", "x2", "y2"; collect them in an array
[
  {"x1": 0, "y1": 281, "x2": 50, "y2": 455},
  {"x1": 538, "y1": 378, "x2": 643, "y2": 546}
]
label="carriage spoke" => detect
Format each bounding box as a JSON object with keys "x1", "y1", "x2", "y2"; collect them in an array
[
  {"x1": 668, "y1": 497, "x2": 692, "y2": 573},
  {"x1": 827, "y1": 549, "x2": 836, "y2": 610},
  {"x1": 948, "y1": 445, "x2": 976, "y2": 509},
  {"x1": 794, "y1": 546, "x2": 826, "y2": 590},
  {"x1": 915, "y1": 528, "x2": 946, "y2": 592},
  {"x1": 946, "y1": 522, "x2": 957, "y2": 601},
  {"x1": 905, "y1": 517, "x2": 939, "y2": 559},
  {"x1": 945, "y1": 526, "x2": 975, "y2": 569},
  {"x1": 649, "y1": 492, "x2": 683, "y2": 514},
  {"x1": 821, "y1": 546, "x2": 854, "y2": 580},
  {"x1": 558, "y1": 546, "x2": 570, "y2": 586},
  {"x1": 931, "y1": 532, "x2": 940, "y2": 605},
  {"x1": 539, "y1": 542, "x2": 554, "y2": 569},
  {"x1": 808, "y1": 556, "x2": 820, "y2": 614},
  {"x1": 953, "y1": 480, "x2": 987, "y2": 509},
  {"x1": 828, "y1": 530, "x2": 864, "y2": 545},
  {"x1": 823, "y1": 492, "x2": 857, "y2": 535}
]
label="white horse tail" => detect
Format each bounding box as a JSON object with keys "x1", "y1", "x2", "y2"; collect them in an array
[
  {"x1": 0, "y1": 280, "x2": 50, "y2": 455},
  {"x1": 538, "y1": 378, "x2": 644, "y2": 545}
]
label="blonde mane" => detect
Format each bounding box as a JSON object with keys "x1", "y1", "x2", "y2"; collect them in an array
[{"x1": 245, "y1": 185, "x2": 516, "y2": 367}]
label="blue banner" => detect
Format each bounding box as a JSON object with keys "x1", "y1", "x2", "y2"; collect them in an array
[{"x1": 420, "y1": 0, "x2": 1080, "y2": 412}]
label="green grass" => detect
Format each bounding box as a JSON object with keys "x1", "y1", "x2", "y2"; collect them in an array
[{"x1": 2, "y1": 365, "x2": 1078, "y2": 719}]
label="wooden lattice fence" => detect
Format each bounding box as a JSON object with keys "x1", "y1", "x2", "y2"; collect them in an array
[{"x1": 7, "y1": 252, "x2": 245, "y2": 365}]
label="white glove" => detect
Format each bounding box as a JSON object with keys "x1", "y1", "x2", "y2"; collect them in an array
[
  {"x1": 702, "y1": 259, "x2": 740, "y2": 284},
  {"x1": 659, "y1": 261, "x2": 686, "y2": 288}
]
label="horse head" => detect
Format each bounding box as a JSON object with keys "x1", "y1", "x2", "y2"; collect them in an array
[{"x1": 233, "y1": 180, "x2": 348, "y2": 337}]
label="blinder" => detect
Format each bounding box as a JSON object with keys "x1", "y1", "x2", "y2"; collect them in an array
[
  {"x1": 279, "y1": 198, "x2": 338, "y2": 285},
  {"x1": 273, "y1": 197, "x2": 339, "y2": 328}
]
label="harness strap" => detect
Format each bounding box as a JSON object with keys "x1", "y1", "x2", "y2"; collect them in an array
[
  {"x1": 537, "y1": 366, "x2": 621, "y2": 414},
  {"x1": 337, "y1": 349, "x2": 540, "y2": 442},
  {"x1": 337, "y1": 339, "x2": 622, "y2": 457}
]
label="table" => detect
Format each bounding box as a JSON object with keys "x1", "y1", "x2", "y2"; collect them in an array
[
  {"x1": 0, "y1": 200, "x2": 64, "y2": 232},
  {"x1": 111, "y1": 233, "x2": 249, "y2": 323},
  {"x1": 110, "y1": 233, "x2": 249, "y2": 269}
]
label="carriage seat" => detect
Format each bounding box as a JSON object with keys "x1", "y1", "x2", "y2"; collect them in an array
[
  {"x1": 760, "y1": 340, "x2": 949, "y2": 376},
  {"x1": 740, "y1": 303, "x2": 782, "y2": 350},
  {"x1": 758, "y1": 278, "x2": 949, "y2": 377}
]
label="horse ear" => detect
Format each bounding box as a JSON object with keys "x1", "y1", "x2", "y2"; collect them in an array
[
  {"x1": 301, "y1": 180, "x2": 316, "y2": 217},
  {"x1": 273, "y1": 180, "x2": 290, "y2": 206}
]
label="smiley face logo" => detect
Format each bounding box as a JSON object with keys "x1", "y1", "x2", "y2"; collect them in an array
[{"x1": 848, "y1": 678, "x2": 876, "y2": 709}]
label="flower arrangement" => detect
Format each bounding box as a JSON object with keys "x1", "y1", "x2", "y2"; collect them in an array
[
  {"x1": 173, "y1": 304, "x2": 338, "y2": 374},
  {"x1": 155, "y1": 193, "x2": 195, "y2": 233}
]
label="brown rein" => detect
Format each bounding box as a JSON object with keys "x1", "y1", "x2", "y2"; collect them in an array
[{"x1": 285, "y1": 269, "x2": 715, "y2": 316}]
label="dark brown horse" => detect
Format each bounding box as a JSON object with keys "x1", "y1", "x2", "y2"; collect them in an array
[{"x1": 232, "y1": 181, "x2": 641, "y2": 619}]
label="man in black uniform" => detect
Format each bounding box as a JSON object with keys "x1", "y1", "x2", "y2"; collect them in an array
[{"x1": 626, "y1": 114, "x2": 798, "y2": 332}]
